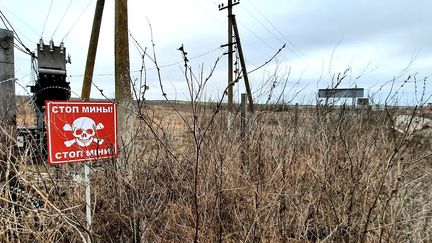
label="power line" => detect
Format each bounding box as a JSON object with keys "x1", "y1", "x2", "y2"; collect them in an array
[
  {"x1": 52, "y1": 0, "x2": 73, "y2": 39},
  {"x1": 68, "y1": 46, "x2": 224, "y2": 78},
  {"x1": 0, "y1": 4, "x2": 39, "y2": 39},
  {"x1": 0, "y1": 10, "x2": 34, "y2": 56},
  {"x1": 244, "y1": 0, "x2": 306, "y2": 59},
  {"x1": 240, "y1": 5, "x2": 285, "y2": 43},
  {"x1": 41, "y1": 0, "x2": 54, "y2": 38},
  {"x1": 235, "y1": 18, "x2": 279, "y2": 60},
  {"x1": 214, "y1": 3, "x2": 282, "y2": 60},
  {"x1": 238, "y1": 20, "x2": 273, "y2": 51},
  {"x1": 129, "y1": 30, "x2": 224, "y2": 68},
  {"x1": 191, "y1": 0, "x2": 226, "y2": 29},
  {"x1": 62, "y1": 0, "x2": 94, "y2": 41},
  {"x1": 240, "y1": 4, "x2": 304, "y2": 60}
]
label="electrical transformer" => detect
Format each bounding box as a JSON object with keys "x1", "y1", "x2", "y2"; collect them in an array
[
  {"x1": 30, "y1": 39, "x2": 71, "y2": 109},
  {"x1": 28, "y1": 39, "x2": 71, "y2": 159}
]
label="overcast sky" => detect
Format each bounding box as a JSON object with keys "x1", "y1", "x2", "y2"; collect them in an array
[{"x1": 2, "y1": 0, "x2": 431, "y2": 105}]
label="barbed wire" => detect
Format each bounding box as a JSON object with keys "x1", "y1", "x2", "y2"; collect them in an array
[
  {"x1": 67, "y1": 46, "x2": 224, "y2": 78},
  {"x1": 0, "y1": 78, "x2": 18, "y2": 85}
]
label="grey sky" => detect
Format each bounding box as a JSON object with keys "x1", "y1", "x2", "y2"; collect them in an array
[{"x1": 2, "y1": 0, "x2": 431, "y2": 104}]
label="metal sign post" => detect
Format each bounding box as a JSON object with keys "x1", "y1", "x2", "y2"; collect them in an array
[{"x1": 84, "y1": 163, "x2": 92, "y2": 243}]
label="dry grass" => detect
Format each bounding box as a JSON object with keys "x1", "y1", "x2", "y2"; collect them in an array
[
  {"x1": 16, "y1": 96, "x2": 35, "y2": 127},
  {"x1": 1, "y1": 100, "x2": 431, "y2": 242}
]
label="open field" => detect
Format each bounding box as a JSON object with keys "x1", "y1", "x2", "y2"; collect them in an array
[{"x1": 1, "y1": 98, "x2": 432, "y2": 242}]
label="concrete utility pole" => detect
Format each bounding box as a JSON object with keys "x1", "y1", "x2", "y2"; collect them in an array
[
  {"x1": 0, "y1": 28, "x2": 15, "y2": 182},
  {"x1": 227, "y1": 0, "x2": 233, "y2": 112},
  {"x1": 219, "y1": 0, "x2": 238, "y2": 113},
  {"x1": 219, "y1": 0, "x2": 253, "y2": 112},
  {"x1": 81, "y1": 0, "x2": 105, "y2": 100},
  {"x1": 114, "y1": 0, "x2": 133, "y2": 166},
  {"x1": 115, "y1": 0, "x2": 131, "y2": 102},
  {"x1": 0, "y1": 29, "x2": 15, "y2": 131}
]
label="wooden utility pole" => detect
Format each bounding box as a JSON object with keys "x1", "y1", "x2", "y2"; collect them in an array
[
  {"x1": 81, "y1": 0, "x2": 105, "y2": 100},
  {"x1": 115, "y1": 0, "x2": 131, "y2": 102}
]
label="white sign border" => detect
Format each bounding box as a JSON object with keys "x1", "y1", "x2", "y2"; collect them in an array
[{"x1": 46, "y1": 100, "x2": 118, "y2": 165}]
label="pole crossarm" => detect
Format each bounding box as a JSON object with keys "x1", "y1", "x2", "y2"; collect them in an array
[{"x1": 218, "y1": 1, "x2": 240, "y2": 11}]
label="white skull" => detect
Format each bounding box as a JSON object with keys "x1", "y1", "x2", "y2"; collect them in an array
[{"x1": 72, "y1": 117, "x2": 97, "y2": 147}]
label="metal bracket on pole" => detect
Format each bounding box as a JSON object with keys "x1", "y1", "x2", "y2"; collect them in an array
[
  {"x1": 222, "y1": 50, "x2": 235, "y2": 56},
  {"x1": 220, "y1": 42, "x2": 237, "y2": 48}
]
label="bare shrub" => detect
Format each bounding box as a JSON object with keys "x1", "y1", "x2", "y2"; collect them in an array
[{"x1": 1, "y1": 44, "x2": 431, "y2": 242}]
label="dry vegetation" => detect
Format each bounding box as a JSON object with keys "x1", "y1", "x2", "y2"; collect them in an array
[
  {"x1": 1, "y1": 98, "x2": 431, "y2": 242},
  {"x1": 1, "y1": 43, "x2": 432, "y2": 242}
]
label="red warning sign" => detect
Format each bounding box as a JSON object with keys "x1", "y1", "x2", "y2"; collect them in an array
[{"x1": 45, "y1": 100, "x2": 118, "y2": 165}]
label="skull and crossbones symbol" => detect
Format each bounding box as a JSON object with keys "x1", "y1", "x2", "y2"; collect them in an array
[{"x1": 63, "y1": 117, "x2": 104, "y2": 147}]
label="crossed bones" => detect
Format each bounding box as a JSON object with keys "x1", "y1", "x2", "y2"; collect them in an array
[{"x1": 63, "y1": 123, "x2": 104, "y2": 147}]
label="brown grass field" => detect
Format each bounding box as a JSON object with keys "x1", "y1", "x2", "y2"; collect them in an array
[{"x1": 1, "y1": 96, "x2": 431, "y2": 242}]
